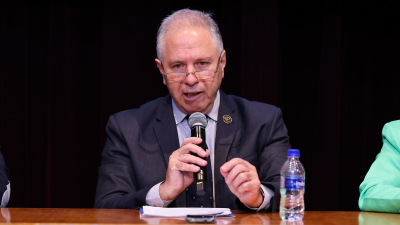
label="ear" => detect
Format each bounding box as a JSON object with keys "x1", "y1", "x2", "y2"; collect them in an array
[
  {"x1": 155, "y1": 58, "x2": 167, "y2": 85},
  {"x1": 220, "y1": 50, "x2": 227, "y2": 79}
]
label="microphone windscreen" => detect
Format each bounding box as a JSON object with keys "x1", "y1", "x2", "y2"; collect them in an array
[{"x1": 188, "y1": 112, "x2": 208, "y2": 128}]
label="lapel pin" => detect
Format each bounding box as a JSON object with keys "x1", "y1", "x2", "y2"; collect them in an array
[{"x1": 223, "y1": 115, "x2": 232, "y2": 124}]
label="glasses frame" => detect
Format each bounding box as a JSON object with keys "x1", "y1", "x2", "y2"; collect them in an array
[{"x1": 161, "y1": 51, "x2": 223, "y2": 82}]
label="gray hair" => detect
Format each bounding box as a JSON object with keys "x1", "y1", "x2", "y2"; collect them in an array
[{"x1": 156, "y1": 9, "x2": 224, "y2": 62}]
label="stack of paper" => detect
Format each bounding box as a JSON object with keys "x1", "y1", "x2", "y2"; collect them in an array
[{"x1": 140, "y1": 206, "x2": 234, "y2": 218}]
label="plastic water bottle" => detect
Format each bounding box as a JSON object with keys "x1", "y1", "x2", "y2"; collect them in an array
[{"x1": 280, "y1": 149, "x2": 305, "y2": 221}]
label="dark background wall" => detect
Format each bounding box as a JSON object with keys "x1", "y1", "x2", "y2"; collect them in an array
[{"x1": 0, "y1": 0, "x2": 399, "y2": 210}]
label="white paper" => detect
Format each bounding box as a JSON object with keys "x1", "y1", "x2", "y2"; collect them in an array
[{"x1": 140, "y1": 206, "x2": 233, "y2": 218}]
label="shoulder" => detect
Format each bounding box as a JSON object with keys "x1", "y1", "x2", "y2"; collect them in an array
[
  {"x1": 382, "y1": 120, "x2": 400, "y2": 151},
  {"x1": 383, "y1": 120, "x2": 400, "y2": 134},
  {"x1": 110, "y1": 96, "x2": 170, "y2": 125}
]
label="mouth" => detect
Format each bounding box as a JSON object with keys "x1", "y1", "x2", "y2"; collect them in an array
[{"x1": 184, "y1": 92, "x2": 202, "y2": 101}]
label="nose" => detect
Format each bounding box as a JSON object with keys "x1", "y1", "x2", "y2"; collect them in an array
[
  {"x1": 184, "y1": 68, "x2": 199, "y2": 86},
  {"x1": 186, "y1": 72, "x2": 199, "y2": 82}
]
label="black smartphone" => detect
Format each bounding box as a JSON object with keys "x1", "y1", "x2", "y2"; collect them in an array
[{"x1": 186, "y1": 214, "x2": 216, "y2": 223}]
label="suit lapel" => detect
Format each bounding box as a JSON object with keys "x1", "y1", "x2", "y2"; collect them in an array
[
  {"x1": 214, "y1": 91, "x2": 238, "y2": 207},
  {"x1": 153, "y1": 95, "x2": 186, "y2": 207}
]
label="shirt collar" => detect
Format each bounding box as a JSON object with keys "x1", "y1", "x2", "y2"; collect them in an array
[{"x1": 172, "y1": 90, "x2": 220, "y2": 124}]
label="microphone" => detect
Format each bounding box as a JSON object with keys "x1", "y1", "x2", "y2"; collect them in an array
[{"x1": 187, "y1": 112, "x2": 208, "y2": 196}]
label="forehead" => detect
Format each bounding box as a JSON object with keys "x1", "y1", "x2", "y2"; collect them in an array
[{"x1": 163, "y1": 27, "x2": 218, "y2": 61}]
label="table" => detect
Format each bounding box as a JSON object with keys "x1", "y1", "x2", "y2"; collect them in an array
[{"x1": 0, "y1": 208, "x2": 398, "y2": 224}]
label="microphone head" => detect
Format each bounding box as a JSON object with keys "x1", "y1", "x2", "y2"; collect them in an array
[{"x1": 188, "y1": 112, "x2": 208, "y2": 128}]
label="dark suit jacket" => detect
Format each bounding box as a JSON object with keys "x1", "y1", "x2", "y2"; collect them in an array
[{"x1": 95, "y1": 91, "x2": 290, "y2": 211}]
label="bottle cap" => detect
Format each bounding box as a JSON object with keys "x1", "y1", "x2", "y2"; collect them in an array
[{"x1": 287, "y1": 149, "x2": 300, "y2": 157}]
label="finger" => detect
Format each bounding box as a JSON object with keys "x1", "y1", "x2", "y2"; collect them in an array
[
  {"x1": 224, "y1": 163, "x2": 249, "y2": 185},
  {"x1": 232, "y1": 171, "x2": 253, "y2": 189},
  {"x1": 180, "y1": 144, "x2": 210, "y2": 158},
  {"x1": 220, "y1": 158, "x2": 248, "y2": 173},
  {"x1": 204, "y1": 149, "x2": 210, "y2": 158},
  {"x1": 236, "y1": 180, "x2": 252, "y2": 194},
  {"x1": 177, "y1": 153, "x2": 208, "y2": 167},
  {"x1": 197, "y1": 148, "x2": 210, "y2": 159},
  {"x1": 181, "y1": 137, "x2": 203, "y2": 147},
  {"x1": 172, "y1": 160, "x2": 201, "y2": 172},
  {"x1": 220, "y1": 167, "x2": 229, "y2": 178},
  {"x1": 234, "y1": 173, "x2": 260, "y2": 194}
]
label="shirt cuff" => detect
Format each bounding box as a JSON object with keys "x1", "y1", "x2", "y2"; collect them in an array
[
  {"x1": 145, "y1": 182, "x2": 174, "y2": 207},
  {"x1": 244, "y1": 184, "x2": 274, "y2": 212}
]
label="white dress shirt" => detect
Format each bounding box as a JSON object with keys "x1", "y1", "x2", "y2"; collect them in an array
[{"x1": 145, "y1": 91, "x2": 274, "y2": 211}]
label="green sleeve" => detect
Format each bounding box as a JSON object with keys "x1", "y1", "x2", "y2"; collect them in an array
[{"x1": 359, "y1": 120, "x2": 400, "y2": 213}]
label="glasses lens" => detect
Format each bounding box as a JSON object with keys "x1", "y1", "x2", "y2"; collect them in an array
[
  {"x1": 166, "y1": 72, "x2": 186, "y2": 81},
  {"x1": 196, "y1": 70, "x2": 215, "y2": 80}
]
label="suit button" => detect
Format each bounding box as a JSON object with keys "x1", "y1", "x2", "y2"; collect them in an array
[{"x1": 193, "y1": 197, "x2": 196, "y2": 199}]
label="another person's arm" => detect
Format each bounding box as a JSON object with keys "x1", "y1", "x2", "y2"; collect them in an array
[
  {"x1": 0, "y1": 146, "x2": 10, "y2": 207},
  {"x1": 359, "y1": 121, "x2": 400, "y2": 213}
]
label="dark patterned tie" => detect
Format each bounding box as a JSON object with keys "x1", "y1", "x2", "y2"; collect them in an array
[{"x1": 186, "y1": 116, "x2": 214, "y2": 208}]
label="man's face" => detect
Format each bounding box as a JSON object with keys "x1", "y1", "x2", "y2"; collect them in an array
[{"x1": 155, "y1": 27, "x2": 226, "y2": 115}]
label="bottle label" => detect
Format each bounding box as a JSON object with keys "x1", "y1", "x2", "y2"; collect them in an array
[{"x1": 284, "y1": 178, "x2": 305, "y2": 190}]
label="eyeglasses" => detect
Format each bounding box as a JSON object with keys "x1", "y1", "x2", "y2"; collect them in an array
[{"x1": 161, "y1": 52, "x2": 223, "y2": 82}]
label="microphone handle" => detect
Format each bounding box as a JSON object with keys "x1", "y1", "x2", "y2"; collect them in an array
[
  {"x1": 191, "y1": 125, "x2": 207, "y2": 150},
  {"x1": 191, "y1": 125, "x2": 207, "y2": 195}
]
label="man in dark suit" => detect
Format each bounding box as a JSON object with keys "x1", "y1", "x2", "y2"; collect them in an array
[{"x1": 95, "y1": 9, "x2": 290, "y2": 212}]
